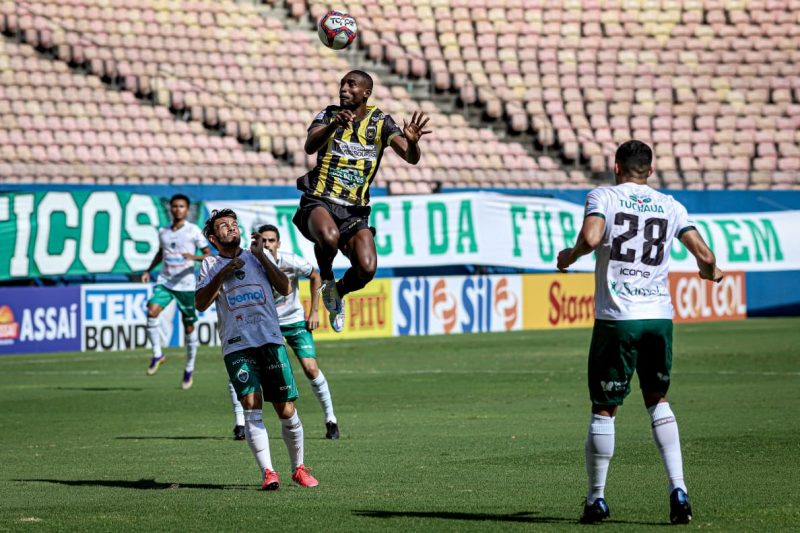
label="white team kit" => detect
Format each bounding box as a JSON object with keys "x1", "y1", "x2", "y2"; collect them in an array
[
  {"x1": 585, "y1": 182, "x2": 694, "y2": 321},
  {"x1": 273, "y1": 251, "x2": 314, "y2": 325},
  {"x1": 196, "y1": 250, "x2": 284, "y2": 356},
  {"x1": 156, "y1": 222, "x2": 209, "y2": 291}
]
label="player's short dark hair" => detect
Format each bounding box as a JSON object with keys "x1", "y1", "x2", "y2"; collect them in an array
[
  {"x1": 203, "y1": 208, "x2": 238, "y2": 245},
  {"x1": 170, "y1": 193, "x2": 190, "y2": 206},
  {"x1": 615, "y1": 140, "x2": 653, "y2": 179},
  {"x1": 258, "y1": 224, "x2": 280, "y2": 240},
  {"x1": 348, "y1": 70, "x2": 373, "y2": 91}
]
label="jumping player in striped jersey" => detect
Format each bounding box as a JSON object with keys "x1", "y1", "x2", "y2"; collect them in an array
[
  {"x1": 557, "y1": 140, "x2": 723, "y2": 525},
  {"x1": 293, "y1": 70, "x2": 431, "y2": 332}
]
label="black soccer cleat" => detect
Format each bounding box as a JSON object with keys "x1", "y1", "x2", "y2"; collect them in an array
[
  {"x1": 233, "y1": 425, "x2": 246, "y2": 441},
  {"x1": 669, "y1": 488, "x2": 693, "y2": 524},
  {"x1": 580, "y1": 497, "x2": 610, "y2": 524},
  {"x1": 325, "y1": 421, "x2": 339, "y2": 440}
]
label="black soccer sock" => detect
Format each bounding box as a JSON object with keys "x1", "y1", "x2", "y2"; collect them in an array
[
  {"x1": 335, "y1": 267, "x2": 368, "y2": 297},
  {"x1": 314, "y1": 243, "x2": 336, "y2": 281}
]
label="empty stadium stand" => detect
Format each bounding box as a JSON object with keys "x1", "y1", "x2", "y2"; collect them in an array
[
  {"x1": 0, "y1": 0, "x2": 797, "y2": 190},
  {"x1": 297, "y1": 0, "x2": 800, "y2": 190}
]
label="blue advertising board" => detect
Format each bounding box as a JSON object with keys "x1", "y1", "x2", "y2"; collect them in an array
[{"x1": 0, "y1": 286, "x2": 82, "y2": 354}]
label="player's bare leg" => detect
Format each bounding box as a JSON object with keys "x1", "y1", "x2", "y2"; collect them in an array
[
  {"x1": 299, "y1": 357, "x2": 338, "y2": 439},
  {"x1": 643, "y1": 391, "x2": 692, "y2": 524},
  {"x1": 306, "y1": 208, "x2": 345, "y2": 331},
  {"x1": 307, "y1": 207, "x2": 340, "y2": 282},
  {"x1": 145, "y1": 304, "x2": 165, "y2": 375},
  {"x1": 337, "y1": 229, "x2": 377, "y2": 298}
]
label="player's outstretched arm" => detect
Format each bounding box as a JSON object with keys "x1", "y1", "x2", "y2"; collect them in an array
[
  {"x1": 195, "y1": 258, "x2": 243, "y2": 311},
  {"x1": 306, "y1": 268, "x2": 322, "y2": 331},
  {"x1": 390, "y1": 111, "x2": 431, "y2": 165},
  {"x1": 183, "y1": 247, "x2": 212, "y2": 262},
  {"x1": 141, "y1": 248, "x2": 163, "y2": 283},
  {"x1": 250, "y1": 233, "x2": 292, "y2": 296},
  {"x1": 304, "y1": 110, "x2": 355, "y2": 154},
  {"x1": 556, "y1": 215, "x2": 605, "y2": 272},
  {"x1": 679, "y1": 229, "x2": 723, "y2": 282}
]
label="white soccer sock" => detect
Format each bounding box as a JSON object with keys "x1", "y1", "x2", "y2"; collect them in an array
[
  {"x1": 244, "y1": 410, "x2": 273, "y2": 472},
  {"x1": 280, "y1": 411, "x2": 305, "y2": 470},
  {"x1": 146, "y1": 317, "x2": 162, "y2": 358},
  {"x1": 310, "y1": 371, "x2": 337, "y2": 424},
  {"x1": 649, "y1": 402, "x2": 687, "y2": 494},
  {"x1": 185, "y1": 328, "x2": 198, "y2": 372},
  {"x1": 228, "y1": 382, "x2": 244, "y2": 426},
  {"x1": 586, "y1": 414, "x2": 615, "y2": 504}
]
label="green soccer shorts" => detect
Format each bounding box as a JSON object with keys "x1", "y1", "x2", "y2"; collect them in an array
[
  {"x1": 587, "y1": 319, "x2": 673, "y2": 406},
  {"x1": 280, "y1": 321, "x2": 317, "y2": 360},
  {"x1": 147, "y1": 284, "x2": 198, "y2": 325},
  {"x1": 224, "y1": 343, "x2": 299, "y2": 403}
]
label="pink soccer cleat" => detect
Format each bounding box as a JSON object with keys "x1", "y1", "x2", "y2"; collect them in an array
[
  {"x1": 292, "y1": 465, "x2": 319, "y2": 488},
  {"x1": 261, "y1": 468, "x2": 280, "y2": 491}
]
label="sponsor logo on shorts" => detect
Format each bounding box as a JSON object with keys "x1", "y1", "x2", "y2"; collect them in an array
[
  {"x1": 267, "y1": 362, "x2": 287, "y2": 370},
  {"x1": 600, "y1": 380, "x2": 627, "y2": 392}
]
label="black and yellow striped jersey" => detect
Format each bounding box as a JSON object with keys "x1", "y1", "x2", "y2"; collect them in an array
[{"x1": 297, "y1": 105, "x2": 402, "y2": 206}]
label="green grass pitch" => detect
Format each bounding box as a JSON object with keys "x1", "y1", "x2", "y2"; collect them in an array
[{"x1": 1, "y1": 318, "x2": 798, "y2": 532}]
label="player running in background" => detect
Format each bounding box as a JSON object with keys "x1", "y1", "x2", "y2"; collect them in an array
[
  {"x1": 557, "y1": 140, "x2": 723, "y2": 524},
  {"x1": 293, "y1": 70, "x2": 431, "y2": 332},
  {"x1": 141, "y1": 194, "x2": 210, "y2": 389},
  {"x1": 196, "y1": 209, "x2": 318, "y2": 489},
  {"x1": 227, "y1": 224, "x2": 340, "y2": 440}
]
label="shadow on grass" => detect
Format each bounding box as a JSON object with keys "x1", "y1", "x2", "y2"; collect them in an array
[
  {"x1": 353, "y1": 510, "x2": 669, "y2": 527},
  {"x1": 353, "y1": 510, "x2": 573, "y2": 525},
  {"x1": 56, "y1": 387, "x2": 144, "y2": 392},
  {"x1": 18, "y1": 479, "x2": 253, "y2": 491},
  {"x1": 115, "y1": 436, "x2": 228, "y2": 441}
]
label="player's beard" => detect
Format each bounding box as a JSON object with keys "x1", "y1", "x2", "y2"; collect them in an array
[
  {"x1": 218, "y1": 235, "x2": 241, "y2": 254},
  {"x1": 339, "y1": 97, "x2": 358, "y2": 110}
]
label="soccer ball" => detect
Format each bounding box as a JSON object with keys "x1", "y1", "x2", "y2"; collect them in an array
[{"x1": 317, "y1": 10, "x2": 358, "y2": 50}]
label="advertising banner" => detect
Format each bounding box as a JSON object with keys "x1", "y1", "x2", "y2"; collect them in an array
[
  {"x1": 523, "y1": 273, "x2": 595, "y2": 329},
  {"x1": 0, "y1": 191, "x2": 170, "y2": 280},
  {"x1": 302, "y1": 278, "x2": 393, "y2": 341},
  {"x1": 0, "y1": 286, "x2": 81, "y2": 354},
  {"x1": 670, "y1": 271, "x2": 747, "y2": 323},
  {"x1": 81, "y1": 283, "x2": 180, "y2": 352},
  {"x1": 206, "y1": 193, "x2": 796, "y2": 272},
  {"x1": 392, "y1": 274, "x2": 522, "y2": 336}
]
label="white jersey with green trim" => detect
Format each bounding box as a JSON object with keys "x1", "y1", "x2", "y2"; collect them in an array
[
  {"x1": 273, "y1": 251, "x2": 314, "y2": 325},
  {"x1": 156, "y1": 222, "x2": 209, "y2": 291},
  {"x1": 196, "y1": 250, "x2": 284, "y2": 356},
  {"x1": 585, "y1": 183, "x2": 694, "y2": 321}
]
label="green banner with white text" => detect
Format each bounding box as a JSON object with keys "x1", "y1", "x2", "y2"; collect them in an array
[
  {"x1": 0, "y1": 191, "x2": 170, "y2": 280},
  {"x1": 207, "y1": 192, "x2": 794, "y2": 273}
]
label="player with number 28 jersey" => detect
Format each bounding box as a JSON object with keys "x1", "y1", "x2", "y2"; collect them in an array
[
  {"x1": 585, "y1": 183, "x2": 694, "y2": 321},
  {"x1": 557, "y1": 141, "x2": 723, "y2": 525}
]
